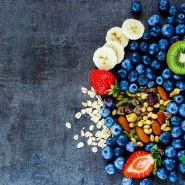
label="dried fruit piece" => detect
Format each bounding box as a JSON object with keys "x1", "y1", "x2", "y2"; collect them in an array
[
  {"x1": 146, "y1": 94, "x2": 158, "y2": 107},
  {"x1": 157, "y1": 86, "x2": 169, "y2": 100},
  {"x1": 156, "y1": 112, "x2": 165, "y2": 126},
  {"x1": 151, "y1": 120, "x2": 162, "y2": 136},
  {"x1": 118, "y1": 116, "x2": 131, "y2": 133},
  {"x1": 135, "y1": 126, "x2": 150, "y2": 144}
]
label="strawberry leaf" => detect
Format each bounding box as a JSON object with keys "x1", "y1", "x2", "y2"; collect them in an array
[
  {"x1": 153, "y1": 159, "x2": 158, "y2": 175},
  {"x1": 150, "y1": 144, "x2": 158, "y2": 154},
  {"x1": 180, "y1": 155, "x2": 185, "y2": 164},
  {"x1": 123, "y1": 131, "x2": 130, "y2": 138}
]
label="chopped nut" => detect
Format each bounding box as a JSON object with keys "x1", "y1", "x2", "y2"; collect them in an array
[
  {"x1": 73, "y1": 135, "x2": 79, "y2": 140},
  {"x1": 151, "y1": 114, "x2": 158, "y2": 119},
  {"x1": 145, "y1": 120, "x2": 152, "y2": 125},
  {"x1": 164, "y1": 100, "x2": 171, "y2": 106},
  {"x1": 154, "y1": 103, "x2": 160, "y2": 108},
  {"x1": 129, "y1": 122, "x2": 135, "y2": 128},
  {"x1": 161, "y1": 123, "x2": 167, "y2": 130},
  {"x1": 75, "y1": 112, "x2": 82, "y2": 119},
  {"x1": 126, "y1": 113, "x2": 138, "y2": 122},
  {"x1": 163, "y1": 127, "x2": 171, "y2": 132},
  {"x1": 136, "y1": 141, "x2": 144, "y2": 147},
  {"x1": 169, "y1": 88, "x2": 180, "y2": 97},
  {"x1": 141, "y1": 93, "x2": 148, "y2": 100},
  {"x1": 159, "y1": 99, "x2": 164, "y2": 105},
  {"x1": 65, "y1": 122, "x2": 71, "y2": 129},
  {"x1": 131, "y1": 137, "x2": 137, "y2": 143},
  {"x1": 143, "y1": 102, "x2": 149, "y2": 108},
  {"x1": 138, "y1": 121, "x2": 144, "y2": 127},
  {"x1": 144, "y1": 129, "x2": 150, "y2": 134},
  {"x1": 143, "y1": 125, "x2": 150, "y2": 129},
  {"x1": 147, "y1": 112, "x2": 153, "y2": 118},
  {"x1": 77, "y1": 142, "x2": 84, "y2": 148},
  {"x1": 141, "y1": 107, "x2": 146, "y2": 112},
  {"x1": 143, "y1": 116, "x2": 148, "y2": 121},
  {"x1": 154, "y1": 136, "x2": 159, "y2": 143},
  {"x1": 147, "y1": 107, "x2": 154, "y2": 112}
]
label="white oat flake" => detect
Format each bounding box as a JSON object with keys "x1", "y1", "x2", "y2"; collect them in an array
[
  {"x1": 77, "y1": 142, "x2": 84, "y2": 148},
  {"x1": 65, "y1": 122, "x2": 71, "y2": 129},
  {"x1": 75, "y1": 112, "x2": 82, "y2": 119},
  {"x1": 92, "y1": 147, "x2": 98, "y2": 153}
]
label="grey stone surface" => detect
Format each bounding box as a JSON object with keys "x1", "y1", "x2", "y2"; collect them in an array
[{"x1": 0, "y1": 0, "x2": 184, "y2": 185}]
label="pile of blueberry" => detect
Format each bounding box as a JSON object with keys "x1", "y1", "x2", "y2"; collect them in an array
[{"x1": 99, "y1": 0, "x2": 185, "y2": 185}]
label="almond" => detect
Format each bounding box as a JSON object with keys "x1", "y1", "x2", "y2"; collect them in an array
[
  {"x1": 118, "y1": 116, "x2": 130, "y2": 133},
  {"x1": 157, "y1": 86, "x2": 169, "y2": 100},
  {"x1": 151, "y1": 120, "x2": 162, "y2": 136},
  {"x1": 157, "y1": 112, "x2": 165, "y2": 126},
  {"x1": 135, "y1": 126, "x2": 150, "y2": 144}
]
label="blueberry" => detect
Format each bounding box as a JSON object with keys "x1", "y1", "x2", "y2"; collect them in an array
[
  {"x1": 110, "y1": 124, "x2": 123, "y2": 136},
  {"x1": 156, "y1": 76, "x2": 164, "y2": 85},
  {"x1": 138, "y1": 75, "x2": 148, "y2": 86},
  {"x1": 122, "y1": 176, "x2": 133, "y2": 185},
  {"x1": 121, "y1": 58, "x2": 133, "y2": 71},
  {"x1": 176, "y1": 24, "x2": 185, "y2": 35},
  {"x1": 102, "y1": 146, "x2": 114, "y2": 159},
  {"x1": 148, "y1": 15, "x2": 160, "y2": 26},
  {"x1": 136, "y1": 64, "x2": 145, "y2": 74},
  {"x1": 173, "y1": 94, "x2": 184, "y2": 104},
  {"x1": 150, "y1": 26, "x2": 161, "y2": 37},
  {"x1": 140, "y1": 178, "x2": 153, "y2": 185},
  {"x1": 183, "y1": 181, "x2": 185, "y2": 185},
  {"x1": 147, "y1": 80, "x2": 155, "y2": 88},
  {"x1": 163, "y1": 80, "x2": 173, "y2": 92},
  {"x1": 156, "y1": 50, "x2": 166, "y2": 61},
  {"x1": 100, "y1": 107, "x2": 111, "y2": 118},
  {"x1": 130, "y1": 52, "x2": 141, "y2": 64},
  {"x1": 179, "y1": 104, "x2": 185, "y2": 117},
  {"x1": 158, "y1": 0, "x2": 170, "y2": 12},
  {"x1": 169, "y1": 5, "x2": 179, "y2": 16},
  {"x1": 139, "y1": 42, "x2": 148, "y2": 53},
  {"x1": 105, "y1": 164, "x2": 116, "y2": 175},
  {"x1": 176, "y1": 13, "x2": 185, "y2": 24},
  {"x1": 114, "y1": 157, "x2": 126, "y2": 170},
  {"x1": 176, "y1": 81, "x2": 185, "y2": 91},
  {"x1": 142, "y1": 30, "x2": 151, "y2": 40},
  {"x1": 114, "y1": 147, "x2": 124, "y2": 157},
  {"x1": 106, "y1": 137, "x2": 116, "y2": 146},
  {"x1": 116, "y1": 134, "x2": 129, "y2": 147},
  {"x1": 160, "y1": 132, "x2": 171, "y2": 144},
  {"x1": 119, "y1": 80, "x2": 129, "y2": 91},
  {"x1": 126, "y1": 142, "x2": 137, "y2": 153},
  {"x1": 171, "y1": 126, "x2": 183, "y2": 138},
  {"x1": 128, "y1": 70, "x2": 138, "y2": 82},
  {"x1": 177, "y1": 150, "x2": 185, "y2": 161},
  {"x1": 157, "y1": 168, "x2": 168, "y2": 180},
  {"x1": 145, "y1": 68, "x2": 156, "y2": 79},
  {"x1": 142, "y1": 55, "x2": 152, "y2": 65},
  {"x1": 144, "y1": 143, "x2": 155, "y2": 152},
  {"x1": 129, "y1": 41, "x2": 139, "y2": 51},
  {"x1": 169, "y1": 171, "x2": 178, "y2": 182},
  {"x1": 129, "y1": 83, "x2": 138, "y2": 94},
  {"x1": 167, "y1": 16, "x2": 176, "y2": 24},
  {"x1": 165, "y1": 146, "x2": 177, "y2": 158},
  {"x1": 170, "y1": 116, "x2": 181, "y2": 125},
  {"x1": 104, "y1": 116, "x2": 115, "y2": 127},
  {"x1": 181, "y1": 120, "x2": 185, "y2": 131},
  {"x1": 163, "y1": 158, "x2": 176, "y2": 171},
  {"x1": 172, "y1": 138, "x2": 185, "y2": 149},
  {"x1": 150, "y1": 60, "x2": 161, "y2": 69},
  {"x1": 170, "y1": 35, "x2": 180, "y2": 44},
  {"x1": 166, "y1": 102, "x2": 178, "y2": 114},
  {"x1": 158, "y1": 39, "x2": 169, "y2": 50},
  {"x1": 162, "y1": 68, "x2": 173, "y2": 79},
  {"x1": 162, "y1": 24, "x2": 174, "y2": 37},
  {"x1": 116, "y1": 69, "x2": 127, "y2": 79},
  {"x1": 103, "y1": 96, "x2": 114, "y2": 108},
  {"x1": 148, "y1": 43, "x2": 159, "y2": 56},
  {"x1": 179, "y1": 163, "x2": 185, "y2": 173},
  {"x1": 173, "y1": 74, "x2": 182, "y2": 80},
  {"x1": 131, "y1": 1, "x2": 141, "y2": 13},
  {"x1": 182, "y1": 3, "x2": 185, "y2": 13}
]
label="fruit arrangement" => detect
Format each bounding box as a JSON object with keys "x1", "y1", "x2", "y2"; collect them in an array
[{"x1": 66, "y1": 0, "x2": 185, "y2": 184}]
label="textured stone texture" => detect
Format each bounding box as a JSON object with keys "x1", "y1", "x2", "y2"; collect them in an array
[{"x1": 0, "y1": 0, "x2": 184, "y2": 185}]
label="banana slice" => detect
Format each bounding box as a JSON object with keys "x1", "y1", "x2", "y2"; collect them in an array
[
  {"x1": 106, "y1": 27, "x2": 129, "y2": 48},
  {"x1": 104, "y1": 41, "x2": 125, "y2": 64},
  {"x1": 122, "y1": 19, "x2": 145, "y2": 40},
  {"x1": 93, "y1": 47, "x2": 117, "y2": 70}
]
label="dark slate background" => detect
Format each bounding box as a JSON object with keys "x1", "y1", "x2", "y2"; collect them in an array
[{"x1": 0, "y1": 0, "x2": 184, "y2": 185}]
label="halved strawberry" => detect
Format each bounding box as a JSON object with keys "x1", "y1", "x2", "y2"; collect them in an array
[{"x1": 123, "y1": 151, "x2": 154, "y2": 178}]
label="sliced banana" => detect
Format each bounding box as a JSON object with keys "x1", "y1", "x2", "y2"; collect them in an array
[
  {"x1": 104, "y1": 41, "x2": 125, "y2": 64},
  {"x1": 106, "y1": 27, "x2": 129, "y2": 48},
  {"x1": 93, "y1": 47, "x2": 117, "y2": 70},
  {"x1": 122, "y1": 19, "x2": 145, "y2": 40}
]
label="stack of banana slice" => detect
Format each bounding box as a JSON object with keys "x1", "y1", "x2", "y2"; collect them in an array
[{"x1": 93, "y1": 19, "x2": 145, "y2": 70}]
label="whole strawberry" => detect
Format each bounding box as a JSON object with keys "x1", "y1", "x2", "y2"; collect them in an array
[{"x1": 89, "y1": 69, "x2": 116, "y2": 95}]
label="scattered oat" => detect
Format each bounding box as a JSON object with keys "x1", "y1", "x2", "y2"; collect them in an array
[
  {"x1": 75, "y1": 112, "x2": 82, "y2": 119},
  {"x1": 73, "y1": 135, "x2": 79, "y2": 141},
  {"x1": 81, "y1": 130, "x2": 85, "y2": 137},
  {"x1": 89, "y1": 125, "x2": 94, "y2": 131},
  {"x1": 77, "y1": 142, "x2": 84, "y2": 148},
  {"x1": 87, "y1": 100, "x2": 92, "y2": 107},
  {"x1": 65, "y1": 122, "x2": 71, "y2": 129},
  {"x1": 81, "y1": 109, "x2": 86, "y2": 115},
  {"x1": 82, "y1": 102, "x2": 88, "y2": 107},
  {"x1": 81, "y1": 87, "x2": 88, "y2": 94},
  {"x1": 92, "y1": 147, "x2": 98, "y2": 153},
  {"x1": 87, "y1": 138, "x2": 93, "y2": 145}
]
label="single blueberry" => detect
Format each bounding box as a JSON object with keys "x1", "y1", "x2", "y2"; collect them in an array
[
  {"x1": 170, "y1": 116, "x2": 181, "y2": 125},
  {"x1": 165, "y1": 146, "x2": 177, "y2": 158},
  {"x1": 102, "y1": 146, "x2": 114, "y2": 159},
  {"x1": 176, "y1": 81, "x2": 185, "y2": 91},
  {"x1": 122, "y1": 176, "x2": 133, "y2": 185},
  {"x1": 176, "y1": 24, "x2": 185, "y2": 35},
  {"x1": 160, "y1": 132, "x2": 171, "y2": 144},
  {"x1": 144, "y1": 143, "x2": 155, "y2": 152},
  {"x1": 169, "y1": 5, "x2": 179, "y2": 16},
  {"x1": 169, "y1": 171, "x2": 178, "y2": 182},
  {"x1": 166, "y1": 102, "x2": 178, "y2": 114},
  {"x1": 130, "y1": 52, "x2": 141, "y2": 64},
  {"x1": 167, "y1": 16, "x2": 176, "y2": 24},
  {"x1": 148, "y1": 43, "x2": 159, "y2": 56},
  {"x1": 105, "y1": 164, "x2": 116, "y2": 175},
  {"x1": 104, "y1": 116, "x2": 115, "y2": 127},
  {"x1": 116, "y1": 134, "x2": 129, "y2": 147},
  {"x1": 156, "y1": 50, "x2": 167, "y2": 61},
  {"x1": 129, "y1": 83, "x2": 138, "y2": 94},
  {"x1": 139, "y1": 41, "x2": 148, "y2": 53},
  {"x1": 158, "y1": 0, "x2": 170, "y2": 12},
  {"x1": 156, "y1": 76, "x2": 164, "y2": 85},
  {"x1": 173, "y1": 74, "x2": 182, "y2": 80},
  {"x1": 176, "y1": 13, "x2": 185, "y2": 24},
  {"x1": 116, "y1": 69, "x2": 127, "y2": 79},
  {"x1": 119, "y1": 80, "x2": 129, "y2": 91},
  {"x1": 131, "y1": 1, "x2": 141, "y2": 13},
  {"x1": 145, "y1": 68, "x2": 156, "y2": 79},
  {"x1": 171, "y1": 126, "x2": 183, "y2": 138},
  {"x1": 142, "y1": 55, "x2": 152, "y2": 65},
  {"x1": 163, "y1": 158, "x2": 176, "y2": 171},
  {"x1": 179, "y1": 104, "x2": 185, "y2": 117},
  {"x1": 100, "y1": 107, "x2": 111, "y2": 118},
  {"x1": 148, "y1": 14, "x2": 160, "y2": 26},
  {"x1": 150, "y1": 60, "x2": 161, "y2": 69},
  {"x1": 179, "y1": 163, "x2": 185, "y2": 173},
  {"x1": 182, "y1": 3, "x2": 185, "y2": 13},
  {"x1": 110, "y1": 124, "x2": 123, "y2": 136},
  {"x1": 157, "y1": 168, "x2": 168, "y2": 180},
  {"x1": 150, "y1": 26, "x2": 161, "y2": 37},
  {"x1": 172, "y1": 138, "x2": 185, "y2": 149},
  {"x1": 121, "y1": 58, "x2": 133, "y2": 71},
  {"x1": 147, "y1": 80, "x2": 155, "y2": 88},
  {"x1": 158, "y1": 38, "x2": 169, "y2": 50},
  {"x1": 106, "y1": 137, "x2": 116, "y2": 146},
  {"x1": 162, "y1": 68, "x2": 173, "y2": 79},
  {"x1": 170, "y1": 35, "x2": 180, "y2": 44},
  {"x1": 173, "y1": 94, "x2": 184, "y2": 104},
  {"x1": 114, "y1": 157, "x2": 126, "y2": 170},
  {"x1": 181, "y1": 120, "x2": 185, "y2": 131},
  {"x1": 126, "y1": 142, "x2": 137, "y2": 153},
  {"x1": 129, "y1": 41, "x2": 139, "y2": 51},
  {"x1": 142, "y1": 30, "x2": 151, "y2": 40},
  {"x1": 114, "y1": 147, "x2": 124, "y2": 157},
  {"x1": 163, "y1": 80, "x2": 173, "y2": 92},
  {"x1": 138, "y1": 75, "x2": 148, "y2": 86},
  {"x1": 136, "y1": 64, "x2": 145, "y2": 74},
  {"x1": 128, "y1": 70, "x2": 138, "y2": 82},
  {"x1": 162, "y1": 24, "x2": 174, "y2": 37},
  {"x1": 140, "y1": 178, "x2": 153, "y2": 185}
]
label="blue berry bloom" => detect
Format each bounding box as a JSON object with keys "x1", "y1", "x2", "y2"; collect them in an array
[
  {"x1": 121, "y1": 58, "x2": 133, "y2": 71},
  {"x1": 169, "y1": 5, "x2": 179, "y2": 16},
  {"x1": 100, "y1": 107, "x2": 111, "y2": 118},
  {"x1": 158, "y1": 0, "x2": 170, "y2": 12},
  {"x1": 163, "y1": 80, "x2": 173, "y2": 92},
  {"x1": 142, "y1": 30, "x2": 151, "y2": 40},
  {"x1": 173, "y1": 94, "x2": 184, "y2": 104},
  {"x1": 148, "y1": 43, "x2": 159, "y2": 56},
  {"x1": 179, "y1": 163, "x2": 185, "y2": 173},
  {"x1": 163, "y1": 158, "x2": 176, "y2": 171},
  {"x1": 169, "y1": 171, "x2": 178, "y2": 182},
  {"x1": 160, "y1": 132, "x2": 171, "y2": 144},
  {"x1": 156, "y1": 50, "x2": 166, "y2": 61},
  {"x1": 157, "y1": 168, "x2": 168, "y2": 180},
  {"x1": 114, "y1": 157, "x2": 126, "y2": 170},
  {"x1": 150, "y1": 60, "x2": 161, "y2": 69},
  {"x1": 103, "y1": 96, "x2": 114, "y2": 107},
  {"x1": 162, "y1": 68, "x2": 173, "y2": 79},
  {"x1": 105, "y1": 164, "x2": 116, "y2": 175},
  {"x1": 142, "y1": 55, "x2": 151, "y2": 65},
  {"x1": 126, "y1": 142, "x2": 137, "y2": 153},
  {"x1": 138, "y1": 75, "x2": 148, "y2": 86},
  {"x1": 131, "y1": 1, "x2": 141, "y2": 13},
  {"x1": 116, "y1": 134, "x2": 129, "y2": 147},
  {"x1": 177, "y1": 150, "x2": 185, "y2": 161},
  {"x1": 181, "y1": 120, "x2": 185, "y2": 131},
  {"x1": 139, "y1": 42, "x2": 148, "y2": 53},
  {"x1": 104, "y1": 116, "x2": 115, "y2": 127},
  {"x1": 162, "y1": 24, "x2": 174, "y2": 37},
  {"x1": 129, "y1": 41, "x2": 139, "y2": 51},
  {"x1": 158, "y1": 39, "x2": 169, "y2": 50},
  {"x1": 150, "y1": 26, "x2": 161, "y2": 37},
  {"x1": 110, "y1": 124, "x2": 123, "y2": 136},
  {"x1": 176, "y1": 24, "x2": 185, "y2": 35},
  {"x1": 170, "y1": 35, "x2": 180, "y2": 44},
  {"x1": 156, "y1": 76, "x2": 164, "y2": 85},
  {"x1": 102, "y1": 146, "x2": 114, "y2": 160},
  {"x1": 128, "y1": 70, "x2": 138, "y2": 82},
  {"x1": 176, "y1": 13, "x2": 185, "y2": 24},
  {"x1": 182, "y1": 3, "x2": 185, "y2": 13},
  {"x1": 172, "y1": 138, "x2": 185, "y2": 149},
  {"x1": 119, "y1": 80, "x2": 129, "y2": 91},
  {"x1": 116, "y1": 69, "x2": 127, "y2": 79},
  {"x1": 129, "y1": 83, "x2": 138, "y2": 94},
  {"x1": 140, "y1": 178, "x2": 153, "y2": 185},
  {"x1": 145, "y1": 68, "x2": 156, "y2": 79},
  {"x1": 122, "y1": 176, "x2": 133, "y2": 185},
  {"x1": 147, "y1": 81, "x2": 155, "y2": 88},
  {"x1": 106, "y1": 137, "x2": 116, "y2": 146},
  {"x1": 130, "y1": 52, "x2": 141, "y2": 64},
  {"x1": 166, "y1": 102, "x2": 178, "y2": 114},
  {"x1": 179, "y1": 104, "x2": 185, "y2": 117},
  {"x1": 171, "y1": 126, "x2": 183, "y2": 138},
  {"x1": 165, "y1": 146, "x2": 177, "y2": 158},
  {"x1": 136, "y1": 64, "x2": 145, "y2": 74},
  {"x1": 173, "y1": 74, "x2": 182, "y2": 80},
  {"x1": 176, "y1": 81, "x2": 185, "y2": 91},
  {"x1": 167, "y1": 16, "x2": 176, "y2": 24},
  {"x1": 114, "y1": 147, "x2": 124, "y2": 157},
  {"x1": 148, "y1": 15, "x2": 160, "y2": 26},
  {"x1": 144, "y1": 143, "x2": 155, "y2": 152},
  {"x1": 170, "y1": 116, "x2": 181, "y2": 125}
]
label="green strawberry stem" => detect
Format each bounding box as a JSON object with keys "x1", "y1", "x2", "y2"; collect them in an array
[{"x1": 107, "y1": 80, "x2": 119, "y2": 98}]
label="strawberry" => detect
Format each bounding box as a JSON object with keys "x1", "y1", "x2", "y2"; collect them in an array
[
  {"x1": 123, "y1": 151, "x2": 154, "y2": 178},
  {"x1": 89, "y1": 69, "x2": 116, "y2": 95}
]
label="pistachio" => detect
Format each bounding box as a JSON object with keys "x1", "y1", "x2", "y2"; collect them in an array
[
  {"x1": 126, "y1": 113, "x2": 138, "y2": 122},
  {"x1": 133, "y1": 105, "x2": 142, "y2": 115},
  {"x1": 169, "y1": 88, "x2": 180, "y2": 97},
  {"x1": 136, "y1": 92, "x2": 141, "y2": 97},
  {"x1": 122, "y1": 98, "x2": 129, "y2": 103},
  {"x1": 134, "y1": 135, "x2": 139, "y2": 141},
  {"x1": 115, "y1": 101, "x2": 123, "y2": 107},
  {"x1": 126, "y1": 90, "x2": 136, "y2": 97},
  {"x1": 141, "y1": 107, "x2": 146, "y2": 112},
  {"x1": 157, "y1": 94, "x2": 161, "y2": 101},
  {"x1": 159, "y1": 105, "x2": 166, "y2": 110},
  {"x1": 117, "y1": 95, "x2": 124, "y2": 100}
]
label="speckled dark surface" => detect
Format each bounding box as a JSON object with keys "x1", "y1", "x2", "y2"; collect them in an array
[{"x1": 0, "y1": 0, "x2": 184, "y2": 185}]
